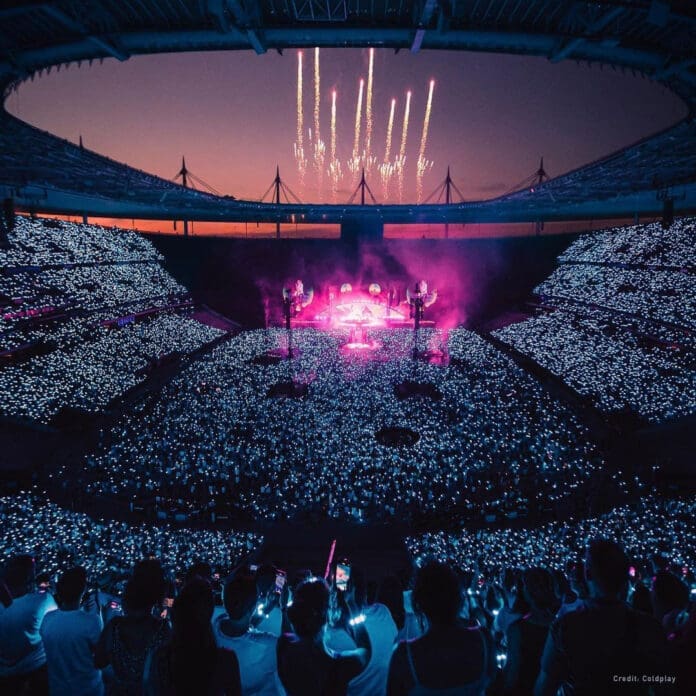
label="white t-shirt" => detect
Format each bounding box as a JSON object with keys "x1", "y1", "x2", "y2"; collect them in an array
[
  {"x1": 213, "y1": 616, "x2": 284, "y2": 696},
  {"x1": 325, "y1": 603, "x2": 397, "y2": 696},
  {"x1": 0, "y1": 591, "x2": 57, "y2": 676},
  {"x1": 40, "y1": 609, "x2": 104, "y2": 696},
  {"x1": 256, "y1": 605, "x2": 282, "y2": 637}
]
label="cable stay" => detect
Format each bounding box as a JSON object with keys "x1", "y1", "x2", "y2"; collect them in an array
[
  {"x1": 423, "y1": 166, "x2": 466, "y2": 204},
  {"x1": 260, "y1": 166, "x2": 302, "y2": 205},
  {"x1": 347, "y1": 168, "x2": 378, "y2": 205},
  {"x1": 503, "y1": 157, "x2": 549, "y2": 196}
]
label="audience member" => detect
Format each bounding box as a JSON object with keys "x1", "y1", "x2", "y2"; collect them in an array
[
  {"x1": 503, "y1": 568, "x2": 556, "y2": 695},
  {"x1": 144, "y1": 577, "x2": 241, "y2": 695},
  {"x1": 387, "y1": 561, "x2": 495, "y2": 695},
  {"x1": 277, "y1": 577, "x2": 371, "y2": 695},
  {"x1": 0, "y1": 555, "x2": 56, "y2": 695},
  {"x1": 325, "y1": 568, "x2": 397, "y2": 696},
  {"x1": 40, "y1": 566, "x2": 103, "y2": 695},
  {"x1": 95, "y1": 570, "x2": 170, "y2": 695},
  {"x1": 534, "y1": 539, "x2": 669, "y2": 695},
  {"x1": 214, "y1": 574, "x2": 282, "y2": 696}
]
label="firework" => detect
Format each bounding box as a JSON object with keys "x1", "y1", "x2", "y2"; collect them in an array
[
  {"x1": 416, "y1": 79, "x2": 435, "y2": 202},
  {"x1": 364, "y1": 48, "x2": 375, "y2": 174},
  {"x1": 396, "y1": 90, "x2": 412, "y2": 202},
  {"x1": 380, "y1": 98, "x2": 397, "y2": 198},
  {"x1": 349, "y1": 78, "x2": 365, "y2": 175},
  {"x1": 330, "y1": 90, "x2": 337, "y2": 163},
  {"x1": 329, "y1": 89, "x2": 341, "y2": 199},
  {"x1": 313, "y1": 48, "x2": 325, "y2": 191},
  {"x1": 294, "y1": 51, "x2": 307, "y2": 183}
]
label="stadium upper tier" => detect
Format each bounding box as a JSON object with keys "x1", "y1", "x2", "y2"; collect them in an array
[
  {"x1": 1, "y1": 0, "x2": 695, "y2": 222},
  {"x1": 1, "y1": 108, "x2": 695, "y2": 224}
]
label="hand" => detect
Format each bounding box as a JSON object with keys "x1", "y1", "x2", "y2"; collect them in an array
[{"x1": 82, "y1": 591, "x2": 99, "y2": 614}]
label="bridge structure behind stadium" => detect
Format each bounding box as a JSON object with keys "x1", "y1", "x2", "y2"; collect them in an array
[{"x1": 0, "y1": 0, "x2": 695, "y2": 240}]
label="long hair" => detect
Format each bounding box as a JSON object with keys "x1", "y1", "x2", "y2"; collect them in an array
[{"x1": 164, "y1": 578, "x2": 217, "y2": 695}]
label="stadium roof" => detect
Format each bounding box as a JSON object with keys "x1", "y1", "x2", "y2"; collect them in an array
[
  {"x1": 1, "y1": 0, "x2": 695, "y2": 223},
  {"x1": 1, "y1": 1, "x2": 695, "y2": 105}
]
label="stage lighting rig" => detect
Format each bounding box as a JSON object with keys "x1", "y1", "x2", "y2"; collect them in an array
[{"x1": 281, "y1": 279, "x2": 313, "y2": 358}]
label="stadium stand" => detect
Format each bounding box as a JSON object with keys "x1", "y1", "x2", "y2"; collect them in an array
[
  {"x1": 0, "y1": 216, "x2": 226, "y2": 424},
  {"x1": 0, "y1": 113, "x2": 222, "y2": 209},
  {"x1": 0, "y1": 216, "x2": 694, "y2": 694},
  {"x1": 494, "y1": 219, "x2": 696, "y2": 424}
]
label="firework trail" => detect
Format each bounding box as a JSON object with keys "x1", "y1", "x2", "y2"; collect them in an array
[
  {"x1": 313, "y1": 47, "x2": 325, "y2": 192},
  {"x1": 294, "y1": 51, "x2": 307, "y2": 184},
  {"x1": 329, "y1": 89, "x2": 342, "y2": 200},
  {"x1": 380, "y1": 97, "x2": 396, "y2": 199},
  {"x1": 350, "y1": 78, "x2": 365, "y2": 175},
  {"x1": 364, "y1": 48, "x2": 375, "y2": 174},
  {"x1": 330, "y1": 90, "x2": 337, "y2": 162},
  {"x1": 396, "y1": 90, "x2": 412, "y2": 202},
  {"x1": 416, "y1": 79, "x2": 435, "y2": 202},
  {"x1": 384, "y1": 98, "x2": 396, "y2": 163}
]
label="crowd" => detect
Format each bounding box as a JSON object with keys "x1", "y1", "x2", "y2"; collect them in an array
[
  {"x1": 407, "y1": 496, "x2": 695, "y2": 576},
  {"x1": 558, "y1": 218, "x2": 695, "y2": 269},
  {"x1": 1, "y1": 218, "x2": 188, "y2": 331},
  {"x1": 0, "y1": 494, "x2": 261, "y2": 581},
  {"x1": 535, "y1": 264, "x2": 695, "y2": 329},
  {"x1": 0, "y1": 313, "x2": 225, "y2": 423},
  {"x1": 495, "y1": 219, "x2": 696, "y2": 425},
  {"x1": 535, "y1": 218, "x2": 695, "y2": 330},
  {"x1": 1, "y1": 262, "x2": 187, "y2": 317},
  {"x1": 1, "y1": 499, "x2": 694, "y2": 694},
  {"x1": 0, "y1": 216, "x2": 162, "y2": 269},
  {"x1": 493, "y1": 306, "x2": 695, "y2": 424},
  {"x1": 80, "y1": 327, "x2": 606, "y2": 524},
  {"x1": 0, "y1": 215, "x2": 694, "y2": 693},
  {"x1": 0, "y1": 217, "x2": 225, "y2": 423}
]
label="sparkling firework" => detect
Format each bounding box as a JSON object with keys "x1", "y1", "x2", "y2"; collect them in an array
[
  {"x1": 349, "y1": 78, "x2": 365, "y2": 175},
  {"x1": 380, "y1": 98, "x2": 397, "y2": 198},
  {"x1": 329, "y1": 90, "x2": 341, "y2": 199},
  {"x1": 330, "y1": 90, "x2": 337, "y2": 163},
  {"x1": 416, "y1": 79, "x2": 435, "y2": 202},
  {"x1": 313, "y1": 48, "x2": 325, "y2": 191},
  {"x1": 364, "y1": 48, "x2": 375, "y2": 174},
  {"x1": 397, "y1": 90, "x2": 412, "y2": 202},
  {"x1": 294, "y1": 51, "x2": 307, "y2": 183},
  {"x1": 290, "y1": 50, "x2": 437, "y2": 202}
]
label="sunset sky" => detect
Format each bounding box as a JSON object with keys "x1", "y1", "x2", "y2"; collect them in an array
[{"x1": 7, "y1": 48, "x2": 687, "y2": 210}]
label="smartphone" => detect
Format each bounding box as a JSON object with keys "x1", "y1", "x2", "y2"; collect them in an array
[
  {"x1": 336, "y1": 562, "x2": 351, "y2": 592},
  {"x1": 163, "y1": 597, "x2": 174, "y2": 608},
  {"x1": 250, "y1": 564, "x2": 259, "y2": 573},
  {"x1": 628, "y1": 566, "x2": 636, "y2": 578},
  {"x1": 275, "y1": 570, "x2": 287, "y2": 594}
]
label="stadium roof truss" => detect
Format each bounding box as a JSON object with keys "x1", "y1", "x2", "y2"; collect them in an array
[{"x1": 1, "y1": 0, "x2": 695, "y2": 223}]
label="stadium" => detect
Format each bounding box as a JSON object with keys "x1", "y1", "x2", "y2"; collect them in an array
[{"x1": 0, "y1": 2, "x2": 694, "y2": 694}]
